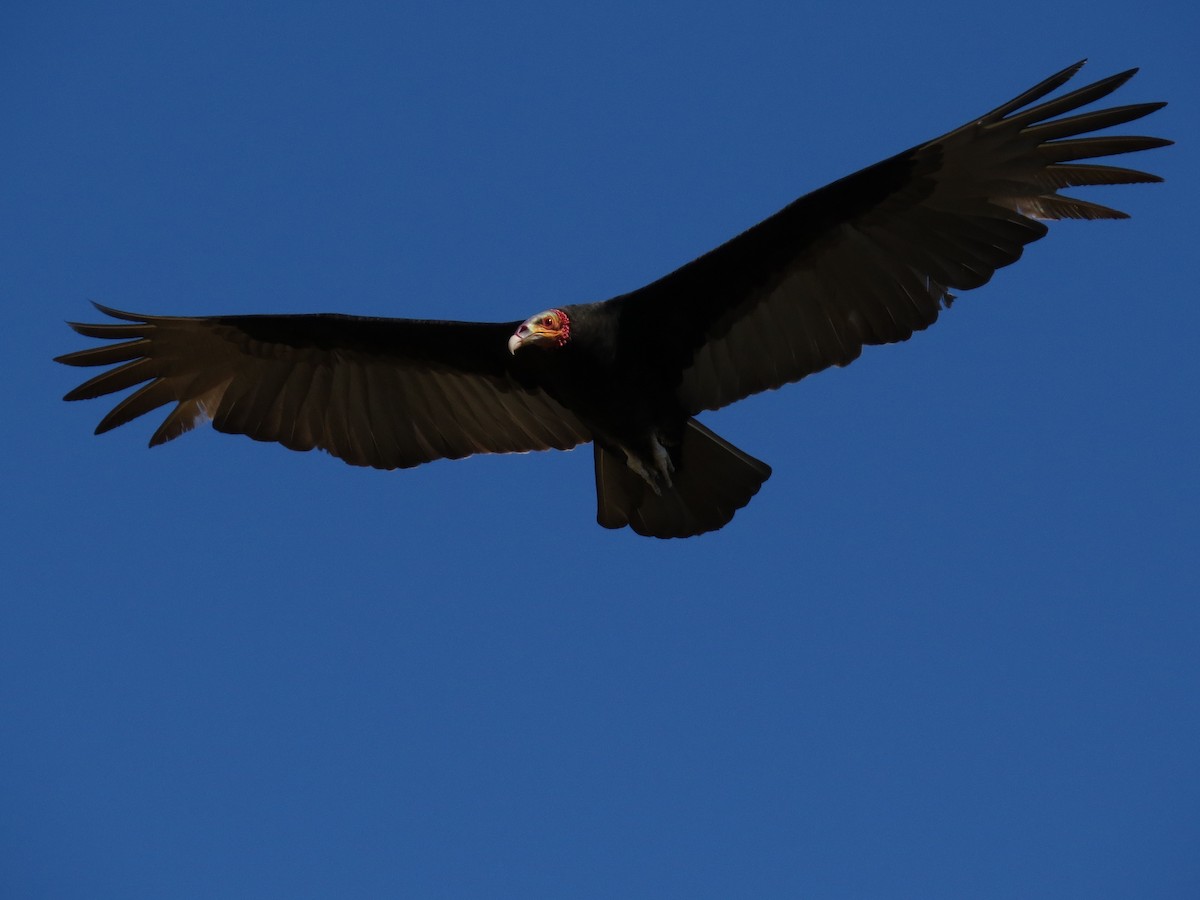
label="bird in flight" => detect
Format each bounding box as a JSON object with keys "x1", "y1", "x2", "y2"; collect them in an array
[{"x1": 58, "y1": 61, "x2": 1169, "y2": 538}]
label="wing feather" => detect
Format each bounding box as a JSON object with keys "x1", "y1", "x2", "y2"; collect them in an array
[{"x1": 57, "y1": 306, "x2": 591, "y2": 469}]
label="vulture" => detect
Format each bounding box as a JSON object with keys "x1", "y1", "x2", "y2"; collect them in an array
[{"x1": 58, "y1": 61, "x2": 1169, "y2": 538}]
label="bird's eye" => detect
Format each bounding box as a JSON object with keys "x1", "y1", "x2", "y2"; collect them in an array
[{"x1": 543, "y1": 316, "x2": 554, "y2": 327}]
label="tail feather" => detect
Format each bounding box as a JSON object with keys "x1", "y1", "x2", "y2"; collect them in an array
[{"x1": 594, "y1": 419, "x2": 771, "y2": 538}]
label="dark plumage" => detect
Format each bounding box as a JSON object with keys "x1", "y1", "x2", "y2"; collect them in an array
[{"x1": 57, "y1": 61, "x2": 1169, "y2": 537}]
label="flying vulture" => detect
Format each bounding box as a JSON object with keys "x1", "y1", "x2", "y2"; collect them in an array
[{"x1": 58, "y1": 61, "x2": 1169, "y2": 538}]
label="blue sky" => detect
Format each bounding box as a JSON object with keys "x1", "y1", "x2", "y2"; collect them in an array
[{"x1": 3, "y1": 1, "x2": 1197, "y2": 897}]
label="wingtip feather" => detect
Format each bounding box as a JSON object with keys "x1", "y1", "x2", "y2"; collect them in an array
[
  {"x1": 89, "y1": 301, "x2": 149, "y2": 322},
  {"x1": 980, "y1": 59, "x2": 1087, "y2": 123}
]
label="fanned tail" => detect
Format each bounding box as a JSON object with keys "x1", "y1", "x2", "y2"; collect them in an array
[{"x1": 595, "y1": 419, "x2": 771, "y2": 538}]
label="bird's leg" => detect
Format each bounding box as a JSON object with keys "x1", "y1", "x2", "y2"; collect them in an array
[
  {"x1": 623, "y1": 434, "x2": 675, "y2": 496},
  {"x1": 651, "y1": 435, "x2": 674, "y2": 478}
]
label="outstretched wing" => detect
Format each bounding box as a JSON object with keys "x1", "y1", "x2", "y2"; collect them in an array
[
  {"x1": 56, "y1": 304, "x2": 591, "y2": 469},
  {"x1": 612, "y1": 61, "x2": 1169, "y2": 413}
]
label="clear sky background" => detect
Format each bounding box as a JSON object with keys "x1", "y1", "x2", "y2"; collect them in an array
[{"x1": 3, "y1": 2, "x2": 1196, "y2": 897}]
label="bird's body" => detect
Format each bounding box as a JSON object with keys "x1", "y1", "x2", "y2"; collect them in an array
[
  {"x1": 58, "y1": 61, "x2": 1169, "y2": 537},
  {"x1": 516, "y1": 303, "x2": 678, "y2": 483}
]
